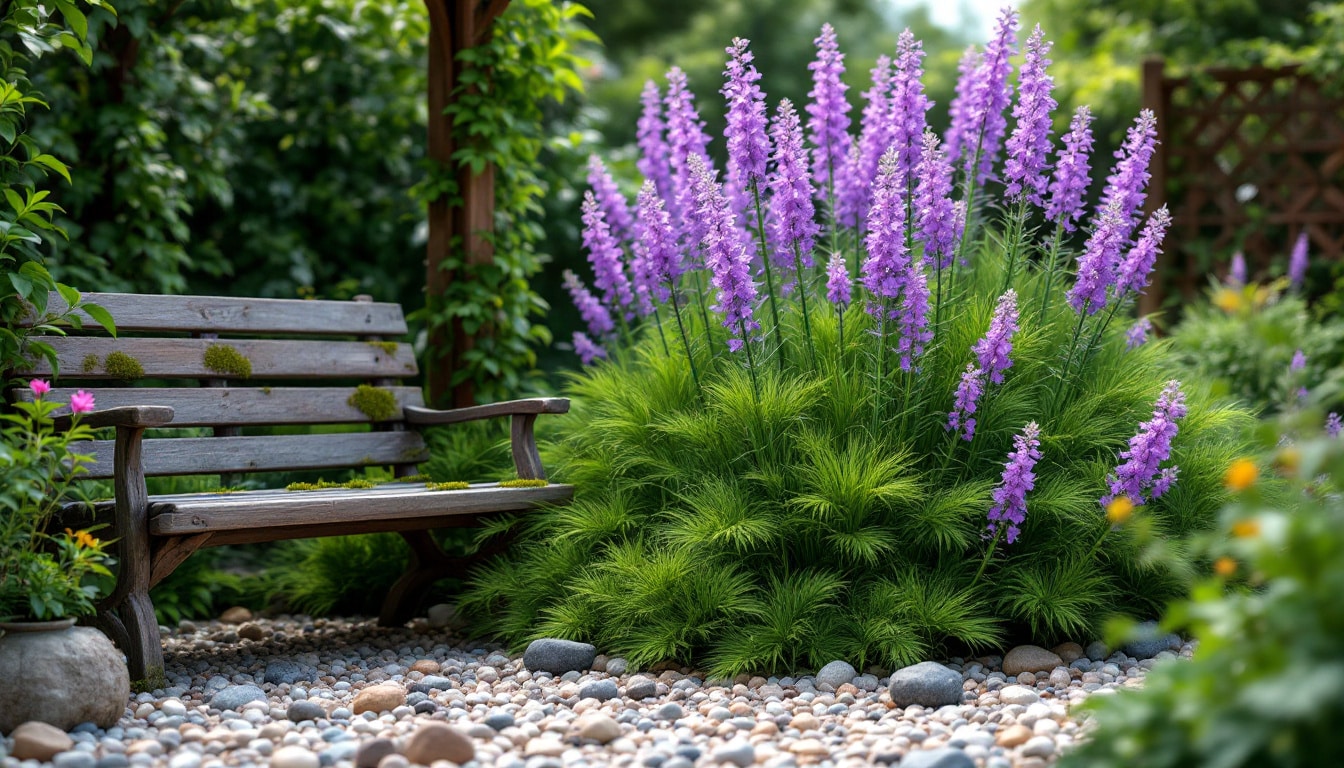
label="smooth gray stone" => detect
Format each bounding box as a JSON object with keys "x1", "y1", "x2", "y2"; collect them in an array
[
  {"x1": 264, "y1": 661, "x2": 314, "y2": 686},
  {"x1": 522, "y1": 638, "x2": 596, "y2": 675},
  {"x1": 900, "y1": 747, "x2": 976, "y2": 768},
  {"x1": 578, "y1": 679, "x2": 619, "y2": 701},
  {"x1": 210, "y1": 685, "x2": 267, "y2": 711},
  {"x1": 1121, "y1": 621, "x2": 1181, "y2": 659},
  {"x1": 711, "y1": 742, "x2": 755, "y2": 767},
  {"x1": 887, "y1": 662, "x2": 963, "y2": 708},
  {"x1": 815, "y1": 660, "x2": 857, "y2": 690},
  {"x1": 624, "y1": 676, "x2": 657, "y2": 700},
  {"x1": 286, "y1": 700, "x2": 325, "y2": 723}
]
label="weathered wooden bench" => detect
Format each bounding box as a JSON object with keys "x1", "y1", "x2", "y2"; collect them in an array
[{"x1": 12, "y1": 292, "x2": 571, "y2": 686}]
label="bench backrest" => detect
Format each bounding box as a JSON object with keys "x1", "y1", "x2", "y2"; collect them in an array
[{"x1": 11, "y1": 292, "x2": 428, "y2": 481}]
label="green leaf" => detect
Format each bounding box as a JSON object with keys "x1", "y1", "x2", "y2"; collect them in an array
[
  {"x1": 81, "y1": 303, "x2": 116, "y2": 337},
  {"x1": 55, "y1": 282, "x2": 80, "y2": 308},
  {"x1": 30, "y1": 154, "x2": 71, "y2": 184},
  {"x1": 8, "y1": 270, "x2": 33, "y2": 299}
]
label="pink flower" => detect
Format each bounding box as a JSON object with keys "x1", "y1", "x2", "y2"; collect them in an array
[
  {"x1": 69, "y1": 390, "x2": 95, "y2": 414},
  {"x1": 29, "y1": 379, "x2": 51, "y2": 398}
]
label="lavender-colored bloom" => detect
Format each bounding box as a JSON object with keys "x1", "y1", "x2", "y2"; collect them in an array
[
  {"x1": 637, "y1": 80, "x2": 674, "y2": 203},
  {"x1": 564, "y1": 269, "x2": 615, "y2": 338},
  {"x1": 805, "y1": 23, "x2": 851, "y2": 191},
  {"x1": 1102, "y1": 380, "x2": 1187, "y2": 507},
  {"x1": 1327, "y1": 412, "x2": 1342, "y2": 438},
  {"x1": 1151, "y1": 466, "x2": 1179, "y2": 499},
  {"x1": 974, "y1": 289, "x2": 1019, "y2": 384},
  {"x1": 665, "y1": 67, "x2": 713, "y2": 240},
  {"x1": 572, "y1": 332, "x2": 607, "y2": 366},
  {"x1": 1289, "y1": 231, "x2": 1309, "y2": 289},
  {"x1": 826, "y1": 252, "x2": 851, "y2": 308},
  {"x1": 722, "y1": 38, "x2": 772, "y2": 195},
  {"x1": 962, "y1": 8, "x2": 1019, "y2": 182},
  {"x1": 627, "y1": 241, "x2": 656, "y2": 317},
  {"x1": 1126, "y1": 317, "x2": 1152, "y2": 350},
  {"x1": 581, "y1": 191, "x2": 635, "y2": 315},
  {"x1": 861, "y1": 149, "x2": 911, "y2": 301},
  {"x1": 945, "y1": 45, "x2": 982, "y2": 164},
  {"x1": 834, "y1": 136, "x2": 867, "y2": 230},
  {"x1": 987, "y1": 421, "x2": 1042, "y2": 544},
  {"x1": 1298, "y1": 386, "x2": 1310, "y2": 403},
  {"x1": 853, "y1": 55, "x2": 894, "y2": 216},
  {"x1": 587, "y1": 155, "x2": 634, "y2": 243},
  {"x1": 1046, "y1": 106, "x2": 1096, "y2": 231},
  {"x1": 1228, "y1": 251, "x2": 1247, "y2": 286},
  {"x1": 636, "y1": 181, "x2": 683, "y2": 302},
  {"x1": 914, "y1": 129, "x2": 958, "y2": 269},
  {"x1": 948, "y1": 363, "x2": 984, "y2": 442},
  {"x1": 1003, "y1": 26, "x2": 1055, "y2": 206},
  {"x1": 767, "y1": 99, "x2": 819, "y2": 272},
  {"x1": 888, "y1": 29, "x2": 931, "y2": 188},
  {"x1": 894, "y1": 259, "x2": 931, "y2": 371},
  {"x1": 691, "y1": 155, "x2": 760, "y2": 352},
  {"x1": 1291, "y1": 348, "x2": 1307, "y2": 372},
  {"x1": 1114, "y1": 206, "x2": 1172, "y2": 300},
  {"x1": 1100, "y1": 110, "x2": 1160, "y2": 234}
]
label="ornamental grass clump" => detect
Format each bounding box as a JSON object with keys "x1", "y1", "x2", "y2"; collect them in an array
[{"x1": 464, "y1": 9, "x2": 1252, "y2": 675}]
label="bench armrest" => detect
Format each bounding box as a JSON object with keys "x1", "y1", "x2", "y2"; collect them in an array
[
  {"x1": 52, "y1": 406, "x2": 176, "y2": 431},
  {"x1": 404, "y1": 398, "x2": 568, "y2": 481},
  {"x1": 402, "y1": 398, "x2": 568, "y2": 425}
]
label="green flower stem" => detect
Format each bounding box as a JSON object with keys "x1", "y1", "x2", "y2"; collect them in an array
[
  {"x1": 792, "y1": 242, "x2": 817, "y2": 368},
  {"x1": 750, "y1": 182, "x2": 785, "y2": 370},
  {"x1": 1037, "y1": 220, "x2": 1067, "y2": 319},
  {"x1": 1002, "y1": 198, "x2": 1030, "y2": 294},
  {"x1": 971, "y1": 526, "x2": 1005, "y2": 587},
  {"x1": 740, "y1": 320, "x2": 761, "y2": 403},
  {"x1": 690, "y1": 266, "x2": 715, "y2": 354},
  {"x1": 669, "y1": 285, "x2": 704, "y2": 401},
  {"x1": 873, "y1": 299, "x2": 888, "y2": 433},
  {"x1": 1050, "y1": 304, "x2": 1092, "y2": 413},
  {"x1": 651, "y1": 303, "x2": 671, "y2": 357}
]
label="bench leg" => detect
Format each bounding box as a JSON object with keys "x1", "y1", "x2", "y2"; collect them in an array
[{"x1": 379, "y1": 531, "x2": 455, "y2": 627}]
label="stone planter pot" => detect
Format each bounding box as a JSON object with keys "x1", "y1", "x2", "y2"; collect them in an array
[{"x1": 0, "y1": 620, "x2": 129, "y2": 733}]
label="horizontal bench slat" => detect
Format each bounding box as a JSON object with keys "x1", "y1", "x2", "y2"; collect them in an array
[
  {"x1": 26, "y1": 292, "x2": 407, "y2": 336},
  {"x1": 28, "y1": 337, "x2": 418, "y2": 380},
  {"x1": 149, "y1": 483, "x2": 573, "y2": 535},
  {"x1": 13, "y1": 387, "x2": 425, "y2": 426},
  {"x1": 70, "y1": 432, "x2": 429, "y2": 480}
]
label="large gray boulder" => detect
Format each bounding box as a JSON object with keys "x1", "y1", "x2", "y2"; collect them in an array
[
  {"x1": 887, "y1": 661, "x2": 963, "y2": 708},
  {"x1": 522, "y1": 638, "x2": 596, "y2": 674},
  {"x1": 0, "y1": 626, "x2": 129, "y2": 732}
]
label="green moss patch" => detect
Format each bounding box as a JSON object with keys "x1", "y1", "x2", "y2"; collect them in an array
[
  {"x1": 82, "y1": 354, "x2": 101, "y2": 374},
  {"x1": 203, "y1": 344, "x2": 252, "y2": 378},
  {"x1": 366, "y1": 340, "x2": 400, "y2": 356},
  {"x1": 427, "y1": 481, "x2": 470, "y2": 491},
  {"x1": 498, "y1": 478, "x2": 549, "y2": 488},
  {"x1": 389, "y1": 474, "x2": 431, "y2": 483},
  {"x1": 286, "y1": 479, "x2": 377, "y2": 491},
  {"x1": 348, "y1": 384, "x2": 398, "y2": 421},
  {"x1": 104, "y1": 351, "x2": 144, "y2": 381}
]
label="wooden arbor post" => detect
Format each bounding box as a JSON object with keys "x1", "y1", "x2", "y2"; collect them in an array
[
  {"x1": 1138, "y1": 56, "x2": 1170, "y2": 319},
  {"x1": 424, "y1": 0, "x2": 511, "y2": 407}
]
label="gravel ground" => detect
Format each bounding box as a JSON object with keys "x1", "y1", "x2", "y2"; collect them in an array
[{"x1": 1, "y1": 613, "x2": 1193, "y2": 768}]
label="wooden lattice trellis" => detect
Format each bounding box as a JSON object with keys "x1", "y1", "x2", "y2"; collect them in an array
[{"x1": 1139, "y1": 58, "x2": 1344, "y2": 316}]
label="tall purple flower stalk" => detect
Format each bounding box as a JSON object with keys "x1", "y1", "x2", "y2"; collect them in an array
[
  {"x1": 1099, "y1": 110, "x2": 1159, "y2": 232},
  {"x1": 888, "y1": 29, "x2": 931, "y2": 189},
  {"x1": 962, "y1": 8, "x2": 1019, "y2": 182},
  {"x1": 862, "y1": 149, "x2": 911, "y2": 302},
  {"x1": 1113, "y1": 206, "x2": 1172, "y2": 300},
  {"x1": 945, "y1": 45, "x2": 982, "y2": 164},
  {"x1": 1003, "y1": 26, "x2": 1056, "y2": 207},
  {"x1": 914, "y1": 130, "x2": 959, "y2": 269},
  {"x1": 1102, "y1": 380, "x2": 1187, "y2": 506},
  {"x1": 1327, "y1": 412, "x2": 1341, "y2": 439},
  {"x1": 637, "y1": 80, "x2": 674, "y2": 204},
  {"x1": 948, "y1": 364, "x2": 985, "y2": 441},
  {"x1": 1045, "y1": 106, "x2": 1096, "y2": 231},
  {"x1": 636, "y1": 181, "x2": 683, "y2": 302},
  {"x1": 894, "y1": 261, "x2": 931, "y2": 371},
  {"x1": 563, "y1": 269, "x2": 615, "y2": 339},
  {"x1": 987, "y1": 421, "x2": 1042, "y2": 544},
  {"x1": 1289, "y1": 232, "x2": 1309, "y2": 290},
  {"x1": 805, "y1": 23, "x2": 851, "y2": 193},
  {"x1": 974, "y1": 290, "x2": 1019, "y2": 384},
  {"x1": 587, "y1": 155, "x2": 634, "y2": 244},
  {"x1": 722, "y1": 37, "x2": 772, "y2": 227},
  {"x1": 627, "y1": 242, "x2": 656, "y2": 318},
  {"x1": 691, "y1": 155, "x2": 759, "y2": 353},
  {"x1": 827, "y1": 253, "x2": 851, "y2": 308},
  {"x1": 665, "y1": 67, "x2": 713, "y2": 243},
  {"x1": 581, "y1": 191, "x2": 635, "y2": 317},
  {"x1": 572, "y1": 332, "x2": 607, "y2": 366},
  {"x1": 1291, "y1": 349, "x2": 1307, "y2": 372},
  {"x1": 853, "y1": 55, "x2": 894, "y2": 219},
  {"x1": 1126, "y1": 317, "x2": 1152, "y2": 350},
  {"x1": 768, "y1": 99, "x2": 819, "y2": 272},
  {"x1": 1227, "y1": 252, "x2": 1247, "y2": 286}
]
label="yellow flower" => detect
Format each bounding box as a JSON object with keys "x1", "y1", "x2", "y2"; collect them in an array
[
  {"x1": 1231, "y1": 519, "x2": 1261, "y2": 539},
  {"x1": 1214, "y1": 556, "x2": 1237, "y2": 577},
  {"x1": 1105, "y1": 496, "x2": 1135, "y2": 525},
  {"x1": 1212, "y1": 288, "x2": 1243, "y2": 313},
  {"x1": 1224, "y1": 458, "x2": 1258, "y2": 491},
  {"x1": 1274, "y1": 446, "x2": 1300, "y2": 477},
  {"x1": 65, "y1": 528, "x2": 99, "y2": 548}
]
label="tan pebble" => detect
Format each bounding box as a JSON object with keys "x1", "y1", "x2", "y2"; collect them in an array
[
  {"x1": 790, "y1": 713, "x2": 820, "y2": 731},
  {"x1": 352, "y1": 683, "x2": 406, "y2": 715},
  {"x1": 591, "y1": 654, "x2": 608, "y2": 672},
  {"x1": 836, "y1": 683, "x2": 859, "y2": 696},
  {"x1": 375, "y1": 756, "x2": 409, "y2": 768},
  {"x1": 1052, "y1": 642, "x2": 1084, "y2": 664},
  {"x1": 995, "y1": 723, "x2": 1033, "y2": 748},
  {"x1": 748, "y1": 676, "x2": 767, "y2": 688},
  {"x1": 524, "y1": 738, "x2": 565, "y2": 757},
  {"x1": 734, "y1": 674, "x2": 751, "y2": 686},
  {"x1": 126, "y1": 740, "x2": 162, "y2": 756},
  {"x1": 1003, "y1": 645, "x2": 1064, "y2": 676},
  {"x1": 730, "y1": 702, "x2": 754, "y2": 717},
  {"x1": 752, "y1": 721, "x2": 779, "y2": 737},
  {"x1": 410, "y1": 660, "x2": 440, "y2": 675},
  {"x1": 219, "y1": 606, "x2": 252, "y2": 624},
  {"x1": 789, "y1": 738, "x2": 830, "y2": 757},
  {"x1": 9, "y1": 722, "x2": 73, "y2": 761},
  {"x1": 574, "y1": 714, "x2": 621, "y2": 744},
  {"x1": 270, "y1": 745, "x2": 319, "y2": 768},
  {"x1": 238, "y1": 622, "x2": 270, "y2": 641},
  {"x1": 404, "y1": 722, "x2": 474, "y2": 765}
]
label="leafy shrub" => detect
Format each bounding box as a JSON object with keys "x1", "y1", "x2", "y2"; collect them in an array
[
  {"x1": 462, "y1": 14, "x2": 1253, "y2": 675},
  {"x1": 262, "y1": 534, "x2": 409, "y2": 617},
  {"x1": 1168, "y1": 279, "x2": 1344, "y2": 416},
  {"x1": 1063, "y1": 427, "x2": 1344, "y2": 768},
  {"x1": 148, "y1": 549, "x2": 246, "y2": 626}
]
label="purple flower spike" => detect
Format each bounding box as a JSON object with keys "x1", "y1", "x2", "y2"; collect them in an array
[
  {"x1": 637, "y1": 80, "x2": 674, "y2": 203},
  {"x1": 572, "y1": 332, "x2": 608, "y2": 366},
  {"x1": 564, "y1": 269, "x2": 615, "y2": 339},
  {"x1": 1102, "y1": 380, "x2": 1187, "y2": 507},
  {"x1": 948, "y1": 363, "x2": 985, "y2": 442},
  {"x1": 914, "y1": 129, "x2": 958, "y2": 269},
  {"x1": 806, "y1": 23, "x2": 852, "y2": 192},
  {"x1": 1046, "y1": 106, "x2": 1095, "y2": 231},
  {"x1": 665, "y1": 67, "x2": 714, "y2": 240},
  {"x1": 861, "y1": 149, "x2": 911, "y2": 302},
  {"x1": 988, "y1": 421, "x2": 1042, "y2": 544},
  {"x1": 826, "y1": 252, "x2": 851, "y2": 308},
  {"x1": 1126, "y1": 317, "x2": 1152, "y2": 350},
  {"x1": 1326, "y1": 412, "x2": 1341, "y2": 439},
  {"x1": 636, "y1": 181, "x2": 683, "y2": 302},
  {"x1": 722, "y1": 37, "x2": 772, "y2": 197},
  {"x1": 853, "y1": 55, "x2": 894, "y2": 216},
  {"x1": 768, "y1": 99, "x2": 819, "y2": 273},
  {"x1": 974, "y1": 289, "x2": 1019, "y2": 385},
  {"x1": 1114, "y1": 206, "x2": 1172, "y2": 300},
  {"x1": 895, "y1": 259, "x2": 931, "y2": 371},
  {"x1": 889, "y1": 29, "x2": 931, "y2": 188},
  {"x1": 945, "y1": 45, "x2": 982, "y2": 164},
  {"x1": 691, "y1": 154, "x2": 760, "y2": 352},
  {"x1": 1291, "y1": 349, "x2": 1307, "y2": 372},
  {"x1": 1003, "y1": 25, "x2": 1056, "y2": 206},
  {"x1": 1289, "y1": 231, "x2": 1309, "y2": 289},
  {"x1": 587, "y1": 155, "x2": 634, "y2": 244},
  {"x1": 1228, "y1": 252, "x2": 1247, "y2": 286},
  {"x1": 964, "y1": 7, "x2": 1019, "y2": 182},
  {"x1": 581, "y1": 191, "x2": 635, "y2": 316},
  {"x1": 1101, "y1": 110, "x2": 1160, "y2": 234}
]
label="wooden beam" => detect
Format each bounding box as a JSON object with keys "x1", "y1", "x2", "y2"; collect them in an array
[{"x1": 1138, "y1": 56, "x2": 1169, "y2": 320}]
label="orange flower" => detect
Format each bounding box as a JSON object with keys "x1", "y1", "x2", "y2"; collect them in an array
[
  {"x1": 1224, "y1": 458, "x2": 1258, "y2": 491},
  {"x1": 1214, "y1": 556, "x2": 1237, "y2": 577},
  {"x1": 1231, "y1": 519, "x2": 1261, "y2": 539},
  {"x1": 1105, "y1": 496, "x2": 1135, "y2": 525},
  {"x1": 65, "y1": 528, "x2": 100, "y2": 548},
  {"x1": 1212, "y1": 288, "x2": 1243, "y2": 313}
]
